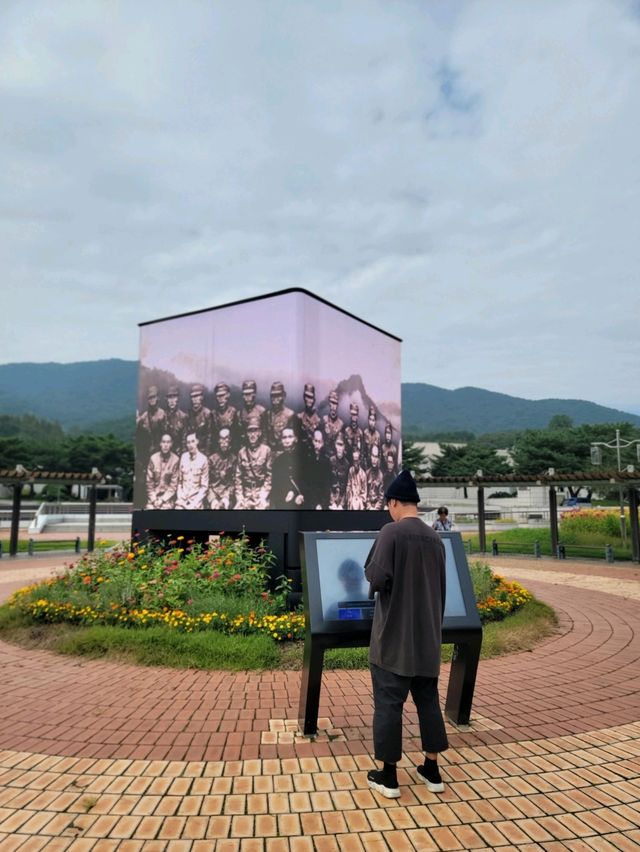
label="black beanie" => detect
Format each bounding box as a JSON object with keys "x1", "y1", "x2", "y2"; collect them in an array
[{"x1": 384, "y1": 469, "x2": 420, "y2": 504}]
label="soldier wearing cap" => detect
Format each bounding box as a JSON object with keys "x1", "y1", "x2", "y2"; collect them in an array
[
  {"x1": 135, "y1": 385, "x2": 168, "y2": 500},
  {"x1": 322, "y1": 389, "x2": 344, "y2": 456},
  {"x1": 236, "y1": 379, "x2": 266, "y2": 447},
  {"x1": 165, "y1": 385, "x2": 188, "y2": 454},
  {"x1": 383, "y1": 449, "x2": 398, "y2": 494},
  {"x1": 381, "y1": 422, "x2": 398, "y2": 475},
  {"x1": 235, "y1": 415, "x2": 272, "y2": 510},
  {"x1": 136, "y1": 385, "x2": 168, "y2": 455},
  {"x1": 366, "y1": 443, "x2": 385, "y2": 510},
  {"x1": 207, "y1": 427, "x2": 237, "y2": 510},
  {"x1": 185, "y1": 383, "x2": 213, "y2": 456},
  {"x1": 175, "y1": 431, "x2": 209, "y2": 510},
  {"x1": 344, "y1": 402, "x2": 364, "y2": 466},
  {"x1": 329, "y1": 432, "x2": 349, "y2": 510},
  {"x1": 296, "y1": 383, "x2": 321, "y2": 451},
  {"x1": 145, "y1": 432, "x2": 180, "y2": 509},
  {"x1": 265, "y1": 381, "x2": 294, "y2": 456},
  {"x1": 211, "y1": 381, "x2": 237, "y2": 452},
  {"x1": 363, "y1": 405, "x2": 382, "y2": 470}
]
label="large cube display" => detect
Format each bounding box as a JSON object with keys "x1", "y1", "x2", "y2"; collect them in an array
[{"x1": 133, "y1": 289, "x2": 401, "y2": 512}]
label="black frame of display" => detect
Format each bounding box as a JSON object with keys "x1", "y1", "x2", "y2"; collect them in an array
[{"x1": 298, "y1": 530, "x2": 483, "y2": 734}]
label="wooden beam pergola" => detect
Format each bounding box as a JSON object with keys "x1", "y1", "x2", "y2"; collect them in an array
[
  {"x1": 416, "y1": 469, "x2": 640, "y2": 563},
  {"x1": 0, "y1": 466, "x2": 104, "y2": 557}
]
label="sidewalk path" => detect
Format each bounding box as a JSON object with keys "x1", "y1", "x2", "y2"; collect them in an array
[{"x1": 0, "y1": 555, "x2": 638, "y2": 849}]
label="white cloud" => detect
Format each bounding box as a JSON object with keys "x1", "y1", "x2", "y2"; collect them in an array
[{"x1": 0, "y1": 0, "x2": 638, "y2": 412}]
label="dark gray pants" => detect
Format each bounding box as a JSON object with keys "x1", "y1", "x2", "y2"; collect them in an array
[{"x1": 371, "y1": 663, "x2": 449, "y2": 764}]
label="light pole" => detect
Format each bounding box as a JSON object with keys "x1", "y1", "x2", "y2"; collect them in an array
[{"x1": 591, "y1": 429, "x2": 640, "y2": 545}]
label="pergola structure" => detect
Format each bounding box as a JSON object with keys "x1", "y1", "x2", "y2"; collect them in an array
[
  {"x1": 416, "y1": 469, "x2": 640, "y2": 563},
  {"x1": 0, "y1": 466, "x2": 104, "y2": 557}
]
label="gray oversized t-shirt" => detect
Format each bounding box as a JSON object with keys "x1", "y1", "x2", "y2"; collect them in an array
[{"x1": 365, "y1": 517, "x2": 446, "y2": 678}]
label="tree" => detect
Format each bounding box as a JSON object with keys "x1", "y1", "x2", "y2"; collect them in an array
[
  {"x1": 429, "y1": 444, "x2": 511, "y2": 478},
  {"x1": 512, "y1": 422, "x2": 640, "y2": 474},
  {"x1": 401, "y1": 439, "x2": 429, "y2": 476},
  {"x1": 548, "y1": 414, "x2": 574, "y2": 430}
]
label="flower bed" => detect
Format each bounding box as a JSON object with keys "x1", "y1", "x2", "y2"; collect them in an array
[
  {"x1": 10, "y1": 534, "x2": 305, "y2": 641},
  {"x1": 469, "y1": 560, "x2": 533, "y2": 622},
  {"x1": 9, "y1": 541, "x2": 533, "y2": 639}
]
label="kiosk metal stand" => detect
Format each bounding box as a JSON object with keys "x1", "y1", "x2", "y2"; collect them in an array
[{"x1": 297, "y1": 530, "x2": 482, "y2": 735}]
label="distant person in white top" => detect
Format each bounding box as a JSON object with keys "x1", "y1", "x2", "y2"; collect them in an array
[{"x1": 433, "y1": 507, "x2": 452, "y2": 531}]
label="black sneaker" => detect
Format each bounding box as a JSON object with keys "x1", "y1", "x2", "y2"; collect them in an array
[
  {"x1": 367, "y1": 768, "x2": 400, "y2": 799},
  {"x1": 417, "y1": 760, "x2": 444, "y2": 793}
]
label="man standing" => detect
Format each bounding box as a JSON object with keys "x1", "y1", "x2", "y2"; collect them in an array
[
  {"x1": 380, "y1": 423, "x2": 398, "y2": 473},
  {"x1": 207, "y1": 427, "x2": 237, "y2": 509},
  {"x1": 345, "y1": 446, "x2": 367, "y2": 510},
  {"x1": 365, "y1": 444, "x2": 385, "y2": 510},
  {"x1": 175, "y1": 431, "x2": 209, "y2": 510},
  {"x1": 236, "y1": 379, "x2": 266, "y2": 447},
  {"x1": 382, "y1": 450, "x2": 397, "y2": 495},
  {"x1": 329, "y1": 433, "x2": 349, "y2": 510},
  {"x1": 265, "y1": 381, "x2": 294, "y2": 456},
  {"x1": 211, "y1": 382, "x2": 237, "y2": 450},
  {"x1": 165, "y1": 385, "x2": 188, "y2": 453},
  {"x1": 364, "y1": 469, "x2": 448, "y2": 799},
  {"x1": 322, "y1": 389, "x2": 344, "y2": 456},
  {"x1": 301, "y1": 428, "x2": 332, "y2": 510},
  {"x1": 235, "y1": 416, "x2": 272, "y2": 509},
  {"x1": 296, "y1": 383, "x2": 321, "y2": 451},
  {"x1": 145, "y1": 433, "x2": 179, "y2": 509},
  {"x1": 363, "y1": 405, "x2": 381, "y2": 469},
  {"x1": 271, "y1": 425, "x2": 304, "y2": 509},
  {"x1": 136, "y1": 385, "x2": 167, "y2": 457},
  {"x1": 185, "y1": 383, "x2": 213, "y2": 457},
  {"x1": 344, "y1": 402, "x2": 364, "y2": 466}
]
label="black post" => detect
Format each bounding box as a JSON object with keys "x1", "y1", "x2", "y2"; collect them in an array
[
  {"x1": 477, "y1": 486, "x2": 486, "y2": 553},
  {"x1": 549, "y1": 487, "x2": 559, "y2": 558},
  {"x1": 628, "y1": 487, "x2": 640, "y2": 564},
  {"x1": 298, "y1": 636, "x2": 327, "y2": 735},
  {"x1": 9, "y1": 484, "x2": 22, "y2": 557},
  {"x1": 87, "y1": 484, "x2": 97, "y2": 553},
  {"x1": 444, "y1": 635, "x2": 483, "y2": 726}
]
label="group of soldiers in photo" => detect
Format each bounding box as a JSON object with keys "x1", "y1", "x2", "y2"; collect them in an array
[{"x1": 135, "y1": 379, "x2": 400, "y2": 511}]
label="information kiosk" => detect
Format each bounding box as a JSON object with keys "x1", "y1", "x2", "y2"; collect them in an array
[{"x1": 298, "y1": 530, "x2": 482, "y2": 735}]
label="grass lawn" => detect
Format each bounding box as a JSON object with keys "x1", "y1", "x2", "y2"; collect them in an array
[
  {"x1": 462, "y1": 527, "x2": 632, "y2": 561},
  {"x1": 0, "y1": 595, "x2": 557, "y2": 671},
  {"x1": 7, "y1": 539, "x2": 117, "y2": 553}
]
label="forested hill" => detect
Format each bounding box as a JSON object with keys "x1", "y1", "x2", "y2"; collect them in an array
[
  {"x1": 0, "y1": 360, "x2": 137, "y2": 431},
  {"x1": 0, "y1": 360, "x2": 638, "y2": 437},
  {"x1": 401, "y1": 383, "x2": 640, "y2": 433}
]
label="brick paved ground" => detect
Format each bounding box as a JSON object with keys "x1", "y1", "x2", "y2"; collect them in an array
[{"x1": 0, "y1": 555, "x2": 638, "y2": 850}]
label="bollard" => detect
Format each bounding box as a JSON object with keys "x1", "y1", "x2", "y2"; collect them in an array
[
  {"x1": 465, "y1": 538, "x2": 472, "y2": 555},
  {"x1": 75, "y1": 537, "x2": 81, "y2": 554},
  {"x1": 556, "y1": 544, "x2": 566, "y2": 559},
  {"x1": 605, "y1": 544, "x2": 614, "y2": 564},
  {"x1": 492, "y1": 539, "x2": 499, "y2": 556},
  {"x1": 533, "y1": 540, "x2": 541, "y2": 559},
  {"x1": 28, "y1": 538, "x2": 34, "y2": 556},
  {"x1": 0, "y1": 540, "x2": 3, "y2": 559}
]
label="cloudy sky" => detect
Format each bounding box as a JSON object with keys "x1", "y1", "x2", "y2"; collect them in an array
[{"x1": 1, "y1": 0, "x2": 639, "y2": 412}]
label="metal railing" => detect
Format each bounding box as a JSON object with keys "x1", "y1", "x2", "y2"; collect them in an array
[{"x1": 485, "y1": 539, "x2": 619, "y2": 562}]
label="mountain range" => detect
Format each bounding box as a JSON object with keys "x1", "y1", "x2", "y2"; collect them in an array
[{"x1": 0, "y1": 359, "x2": 638, "y2": 438}]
